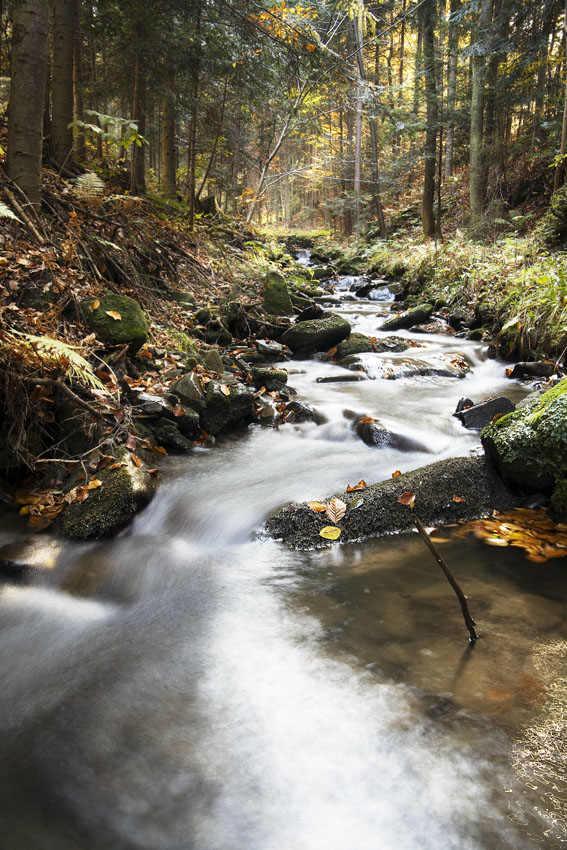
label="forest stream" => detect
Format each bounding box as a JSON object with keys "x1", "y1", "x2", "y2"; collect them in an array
[{"x1": 1, "y1": 262, "x2": 566, "y2": 850}]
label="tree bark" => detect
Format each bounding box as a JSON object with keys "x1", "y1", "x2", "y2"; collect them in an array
[
  {"x1": 130, "y1": 53, "x2": 146, "y2": 195},
  {"x1": 72, "y1": 0, "x2": 86, "y2": 159},
  {"x1": 421, "y1": 0, "x2": 438, "y2": 238},
  {"x1": 7, "y1": 0, "x2": 49, "y2": 207},
  {"x1": 469, "y1": 0, "x2": 493, "y2": 229},
  {"x1": 51, "y1": 0, "x2": 75, "y2": 169},
  {"x1": 160, "y1": 93, "x2": 176, "y2": 198},
  {"x1": 444, "y1": 0, "x2": 459, "y2": 177}
]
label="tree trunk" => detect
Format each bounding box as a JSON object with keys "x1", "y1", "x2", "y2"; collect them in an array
[
  {"x1": 187, "y1": 0, "x2": 201, "y2": 229},
  {"x1": 160, "y1": 93, "x2": 176, "y2": 198},
  {"x1": 421, "y1": 0, "x2": 438, "y2": 238},
  {"x1": 130, "y1": 53, "x2": 146, "y2": 195},
  {"x1": 444, "y1": 0, "x2": 459, "y2": 176},
  {"x1": 555, "y1": 0, "x2": 567, "y2": 191},
  {"x1": 469, "y1": 0, "x2": 493, "y2": 229},
  {"x1": 51, "y1": 0, "x2": 75, "y2": 169},
  {"x1": 7, "y1": 0, "x2": 49, "y2": 207},
  {"x1": 72, "y1": 0, "x2": 85, "y2": 159}
]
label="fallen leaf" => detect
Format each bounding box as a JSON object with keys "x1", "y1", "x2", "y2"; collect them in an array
[
  {"x1": 131, "y1": 454, "x2": 143, "y2": 467},
  {"x1": 147, "y1": 467, "x2": 160, "y2": 475},
  {"x1": 306, "y1": 42, "x2": 317, "y2": 52},
  {"x1": 346, "y1": 480, "x2": 367, "y2": 492},
  {"x1": 172, "y1": 405, "x2": 186, "y2": 417},
  {"x1": 320, "y1": 526, "x2": 341, "y2": 540},
  {"x1": 307, "y1": 501, "x2": 327, "y2": 512},
  {"x1": 125, "y1": 433, "x2": 137, "y2": 450},
  {"x1": 153, "y1": 445, "x2": 168, "y2": 456},
  {"x1": 220, "y1": 384, "x2": 230, "y2": 396},
  {"x1": 105, "y1": 310, "x2": 122, "y2": 321},
  {"x1": 327, "y1": 346, "x2": 337, "y2": 357},
  {"x1": 108, "y1": 462, "x2": 124, "y2": 470},
  {"x1": 358, "y1": 416, "x2": 375, "y2": 424},
  {"x1": 452, "y1": 494, "x2": 466, "y2": 503},
  {"x1": 88, "y1": 479, "x2": 102, "y2": 489},
  {"x1": 326, "y1": 497, "x2": 347, "y2": 524},
  {"x1": 397, "y1": 491, "x2": 416, "y2": 508},
  {"x1": 19, "y1": 505, "x2": 29, "y2": 515},
  {"x1": 91, "y1": 299, "x2": 100, "y2": 310},
  {"x1": 392, "y1": 470, "x2": 402, "y2": 477}
]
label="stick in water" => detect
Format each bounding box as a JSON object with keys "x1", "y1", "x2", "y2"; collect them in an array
[{"x1": 414, "y1": 516, "x2": 478, "y2": 644}]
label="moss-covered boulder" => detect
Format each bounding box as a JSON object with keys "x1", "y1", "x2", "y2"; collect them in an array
[
  {"x1": 481, "y1": 378, "x2": 567, "y2": 492},
  {"x1": 263, "y1": 271, "x2": 293, "y2": 315},
  {"x1": 61, "y1": 450, "x2": 157, "y2": 540},
  {"x1": 200, "y1": 380, "x2": 254, "y2": 437},
  {"x1": 281, "y1": 315, "x2": 351, "y2": 354},
  {"x1": 381, "y1": 303, "x2": 434, "y2": 332},
  {"x1": 251, "y1": 367, "x2": 288, "y2": 391},
  {"x1": 335, "y1": 333, "x2": 376, "y2": 359},
  {"x1": 83, "y1": 293, "x2": 148, "y2": 352}
]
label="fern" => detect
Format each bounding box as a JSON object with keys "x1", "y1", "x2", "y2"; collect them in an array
[
  {"x1": 0, "y1": 200, "x2": 22, "y2": 223},
  {"x1": 8, "y1": 333, "x2": 105, "y2": 390}
]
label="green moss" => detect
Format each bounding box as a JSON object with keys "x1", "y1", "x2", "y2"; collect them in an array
[
  {"x1": 335, "y1": 333, "x2": 376, "y2": 358},
  {"x1": 551, "y1": 478, "x2": 567, "y2": 521},
  {"x1": 263, "y1": 271, "x2": 293, "y2": 315},
  {"x1": 83, "y1": 293, "x2": 148, "y2": 352}
]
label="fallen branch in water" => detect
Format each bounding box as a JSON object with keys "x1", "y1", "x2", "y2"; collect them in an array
[{"x1": 413, "y1": 515, "x2": 478, "y2": 644}]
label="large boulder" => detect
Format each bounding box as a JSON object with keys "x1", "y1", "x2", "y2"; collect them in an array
[
  {"x1": 354, "y1": 417, "x2": 429, "y2": 452},
  {"x1": 481, "y1": 378, "x2": 567, "y2": 492},
  {"x1": 263, "y1": 271, "x2": 293, "y2": 315},
  {"x1": 281, "y1": 315, "x2": 351, "y2": 354},
  {"x1": 172, "y1": 372, "x2": 206, "y2": 413},
  {"x1": 380, "y1": 303, "x2": 434, "y2": 332},
  {"x1": 454, "y1": 397, "x2": 515, "y2": 431},
  {"x1": 335, "y1": 333, "x2": 376, "y2": 359},
  {"x1": 83, "y1": 293, "x2": 148, "y2": 352},
  {"x1": 200, "y1": 379, "x2": 254, "y2": 437},
  {"x1": 265, "y1": 456, "x2": 518, "y2": 549}
]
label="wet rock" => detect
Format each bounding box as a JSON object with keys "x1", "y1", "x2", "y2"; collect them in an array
[
  {"x1": 448, "y1": 308, "x2": 474, "y2": 330},
  {"x1": 354, "y1": 417, "x2": 429, "y2": 452},
  {"x1": 263, "y1": 271, "x2": 293, "y2": 315},
  {"x1": 200, "y1": 379, "x2": 254, "y2": 437},
  {"x1": 380, "y1": 303, "x2": 434, "y2": 332},
  {"x1": 255, "y1": 339, "x2": 288, "y2": 359},
  {"x1": 481, "y1": 377, "x2": 567, "y2": 492},
  {"x1": 281, "y1": 315, "x2": 351, "y2": 355},
  {"x1": 374, "y1": 336, "x2": 413, "y2": 353},
  {"x1": 335, "y1": 333, "x2": 376, "y2": 359},
  {"x1": 454, "y1": 397, "x2": 474, "y2": 414},
  {"x1": 454, "y1": 397, "x2": 515, "y2": 430},
  {"x1": 340, "y1": 353, "x2": 470, "y2": 380},
  {"x1": 168, "y1": 289, "x2": 196, "y2": 306},
  {"x1": 316, "y1": 374, "x2": 366, "y2": 384},
  {"x1": 296, "y1": 305, "x2": 326, "y2": 321},
  {"x1": 251, "y1": 367, "x2": 288, "y2": 391},
  {"x1": 0, "y1": 537, "x2": 63, "y2": 575},
  {"x1": 201, "y1": 348, "x2": 224, "y2": 374},
  {"x1": 61, "y1": 449, "x2": 157, "y2": 540},
  {"x1": 336, "y1": 260, "x2": 361, "y2": 275},
  {"x1": 83, "y1": 293, "x2": 148, "y2": 353},
  {"x1": 508, "y1": 361, "x2": 558, "y2": 380},
  {"x1": 311, "y1": 266, "x2": 335, "y2": 281},
  {"x1": 172, "y1": 372, "x2": 205, "y2": 413},
  {"x1": 290, "y1": 293, "x2": 315, "y2": 311},
  {"x1": 149, "y1": 418, "x2": 194, "y2": 452},
  {"x1": 283, "y1": 400, "x2": 316, "y2": 423},
  {"x1": 175, "y1": 407, "x2": 200, "y2": 439},
  {"x1": 265, "y1": 456, "x2": 519, "y2": 549}
]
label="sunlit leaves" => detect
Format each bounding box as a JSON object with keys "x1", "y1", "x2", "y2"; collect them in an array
[
  {"x1": 457, "y1": 508, "x2": 567, "y2": 563},
  {"x1": 320, "y1": 526, "x2": 341, "y2": 540}
]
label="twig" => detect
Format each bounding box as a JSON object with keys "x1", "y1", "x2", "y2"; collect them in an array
[
  {"x1": 414, "y1": 515, "x2": 478, "y2": 644},
  {"x1": 2, "y1": 187, "x2": 45, "y2": 245},
  {"x1": 21, "y1": 376, "x2": 107, "y2": 420}
]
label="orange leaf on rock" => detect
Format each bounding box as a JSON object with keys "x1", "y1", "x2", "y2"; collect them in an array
[
  {"x1": 307, "y1": 501, "x2": 327, "y2": 513},
  {"x1": 452, "y1": 494, "x2": 466, "y2": 503},
  {"x1": 306, "y1": 42, "x2": 317, "y2": 52},
  {"x1": 346, "y1": 480, "x2": 367, "y2": 492},
  {"x1": 320, "y1": 526, "x2": 341, "y2": 540},
  {"x1": 105, "y1": 310, "x2": 122, "y2": 321},
  {"x1": 392, "y1": 470, "x2": 402, "y2": 478},
  {"x1": 172, "y1": 405, "x2": 186, "y2": 417},
  {"x1": 147, "y1": 467, "x2": 160, "y2": 475},
  {"x1": 220, "y1": 384, "x2": 230, "y2": 396},
  {"x1": 125, "y1": 433, "x2": 137, "y2": 450},
  {"x1": 88, "y1": 479, "x2": 102, "y2": 489},
  {"x1": 358, "y1": 416, "x2": 375, "y2": 424},
  {"x1": 108, "y1": 462, "x2": 124, "y2": 470},
  {"x1": 397, "y1": 491, "x2": 416, "y2": 508},
  {"x1": 325, "y1": 497, "x2": 347, "y2": 524},
  {"x1": 327, "y1": 346, "x2": 337, "y2": 357},
  {"x1": 91, "y1": 299, "x2": 100, "y2": 310},
  {"x1": 153, "y1": 445, "x2": 168, "y2": 456},
  {"x1": 131, "y1": 454, "x2": 143, "y2": 468}
]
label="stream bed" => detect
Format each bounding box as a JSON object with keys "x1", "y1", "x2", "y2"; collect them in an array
[{"x1": 0, "y1": 275, "x2": 566, "y2": 849}]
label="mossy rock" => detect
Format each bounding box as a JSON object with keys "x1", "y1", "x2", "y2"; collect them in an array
[
  {"x1": 381, "y1": 303, "x2": 434, "y2": 332},
  {"x1": 551, "y1": 478, "x2": 567, "y2": 521},
  {"x1": 168, "y1": 289, "x2": 196, "y2": 306},
  {"x1": 61, "y1": 449, "x2": 157, "y2": 540},
  {"x1": 335, "y1": 333, "x2": 376, "y2": 359},
  {"x1": 251, "y1": 367, "x2": 288, "y2": 391},
  {"x1": 481, "y1": 378, "x2": 567, "y2": 492},
  {"x1": 263, "y1": 271, "x2": 293, "y2": 315},
  {"x1": 83, "y1": 293, "x2": 148, "y2": 352},
  {"x1": 281, "y1": 315, "x2": 351, "y2": 354},
  {"x1": 201, "y1": 348, "x2": 224, "y2": 374}
]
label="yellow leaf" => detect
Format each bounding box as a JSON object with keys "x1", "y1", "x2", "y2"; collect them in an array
[
  {"x1": 346, "y1": 480, "x2": 366, "y2": 492},
  {"x1": 326, "y1": 497, "x2": 346, "y2": 524},
  {"x1": 105, "y1": 310, "x2": 122, "y2": 321},
  {"x1": 392, "y1": 470, "x2": 402, "y2": 477},
  {"x1": 220, "y1": 384, "x2": 230, "y2": 396},
  {"x1": 307, "y1": 501, "x2": 327, "y2": 512},
  {"x1": 88, "y1": 479, "x2": 102, "y2": 489},
  {"x1": 19, "y1": 505, "x2": 29, "y2": 515},
  {"x1": 320, "y1": 526, "x2": 342, "y2": 540},
  {"x1": 91, "y1": 299, "x2": 100, "y2": 310},
  {"x1": 306, "y1": 42, "x2": 317, "y2": 51}
]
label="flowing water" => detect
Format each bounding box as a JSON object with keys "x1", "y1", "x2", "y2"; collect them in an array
[{"x1": 1, "y1": 268, "x2": 567, "y2": 850}]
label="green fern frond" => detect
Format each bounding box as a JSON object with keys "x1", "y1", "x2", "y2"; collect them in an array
[
  {"x1": 0, "y1": 200, "x2": 22, "y2": 223},
  {"x1": 9, "y1": 333, "x2": 105, "y2": 390}
]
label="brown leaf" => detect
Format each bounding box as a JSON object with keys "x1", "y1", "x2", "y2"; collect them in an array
[
  {"x1": 105, "y1": 310, "x2": 122, "y2": 321},
  {"x1": 452, "y1": 494, "x2": 466, "y2": 503},
  {"x1": 397, "y1": 491, "x2": 416, "y2": 508},
  {"x1": 392, "y1": 470, "x2": 402, "y2": 477},
  {"x1": 325, "y1": 497, "x2": 347, "y2": 524},
  {"x1": 358, "y1": 416, "x2": 375, "y2": 424},
  {"x1": 91, "y1": 299, "x2": 100, "y2": 310},
  {"x1": 153, "y1": 445, "x2": 168, "y2": 456},
  {"x1": 327, "y1": 346, "x2": 337, "y2": 357},
  {"x1": 307, "y1": 501, "x2": 327, "y2": 513},
  {"x1": 147, "y1": 467, "x2": 160, "y2": 475},
  {"x1": 172, "y1": 405, "x2": 186, "y2": 417},
  {"x1": 131, "y1": 453, "x2": 143, "y2": 467},
  {"x1": 108, "y1": 462, "x2": 124, "y2": 470},
  {"x1": 346, "y1": 480, "x2": 367, "y2": 492},
  {"x1": 125, "y1": 432, "x2": 137, "y2": 450}
]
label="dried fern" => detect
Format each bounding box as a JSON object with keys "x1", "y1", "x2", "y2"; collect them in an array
[
  {"x1": 0, "y1": 200, "x2": 22, "y2": 223},
  {"x1": 7, "y1": 332, "x2": 105, "y2": 390}
]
